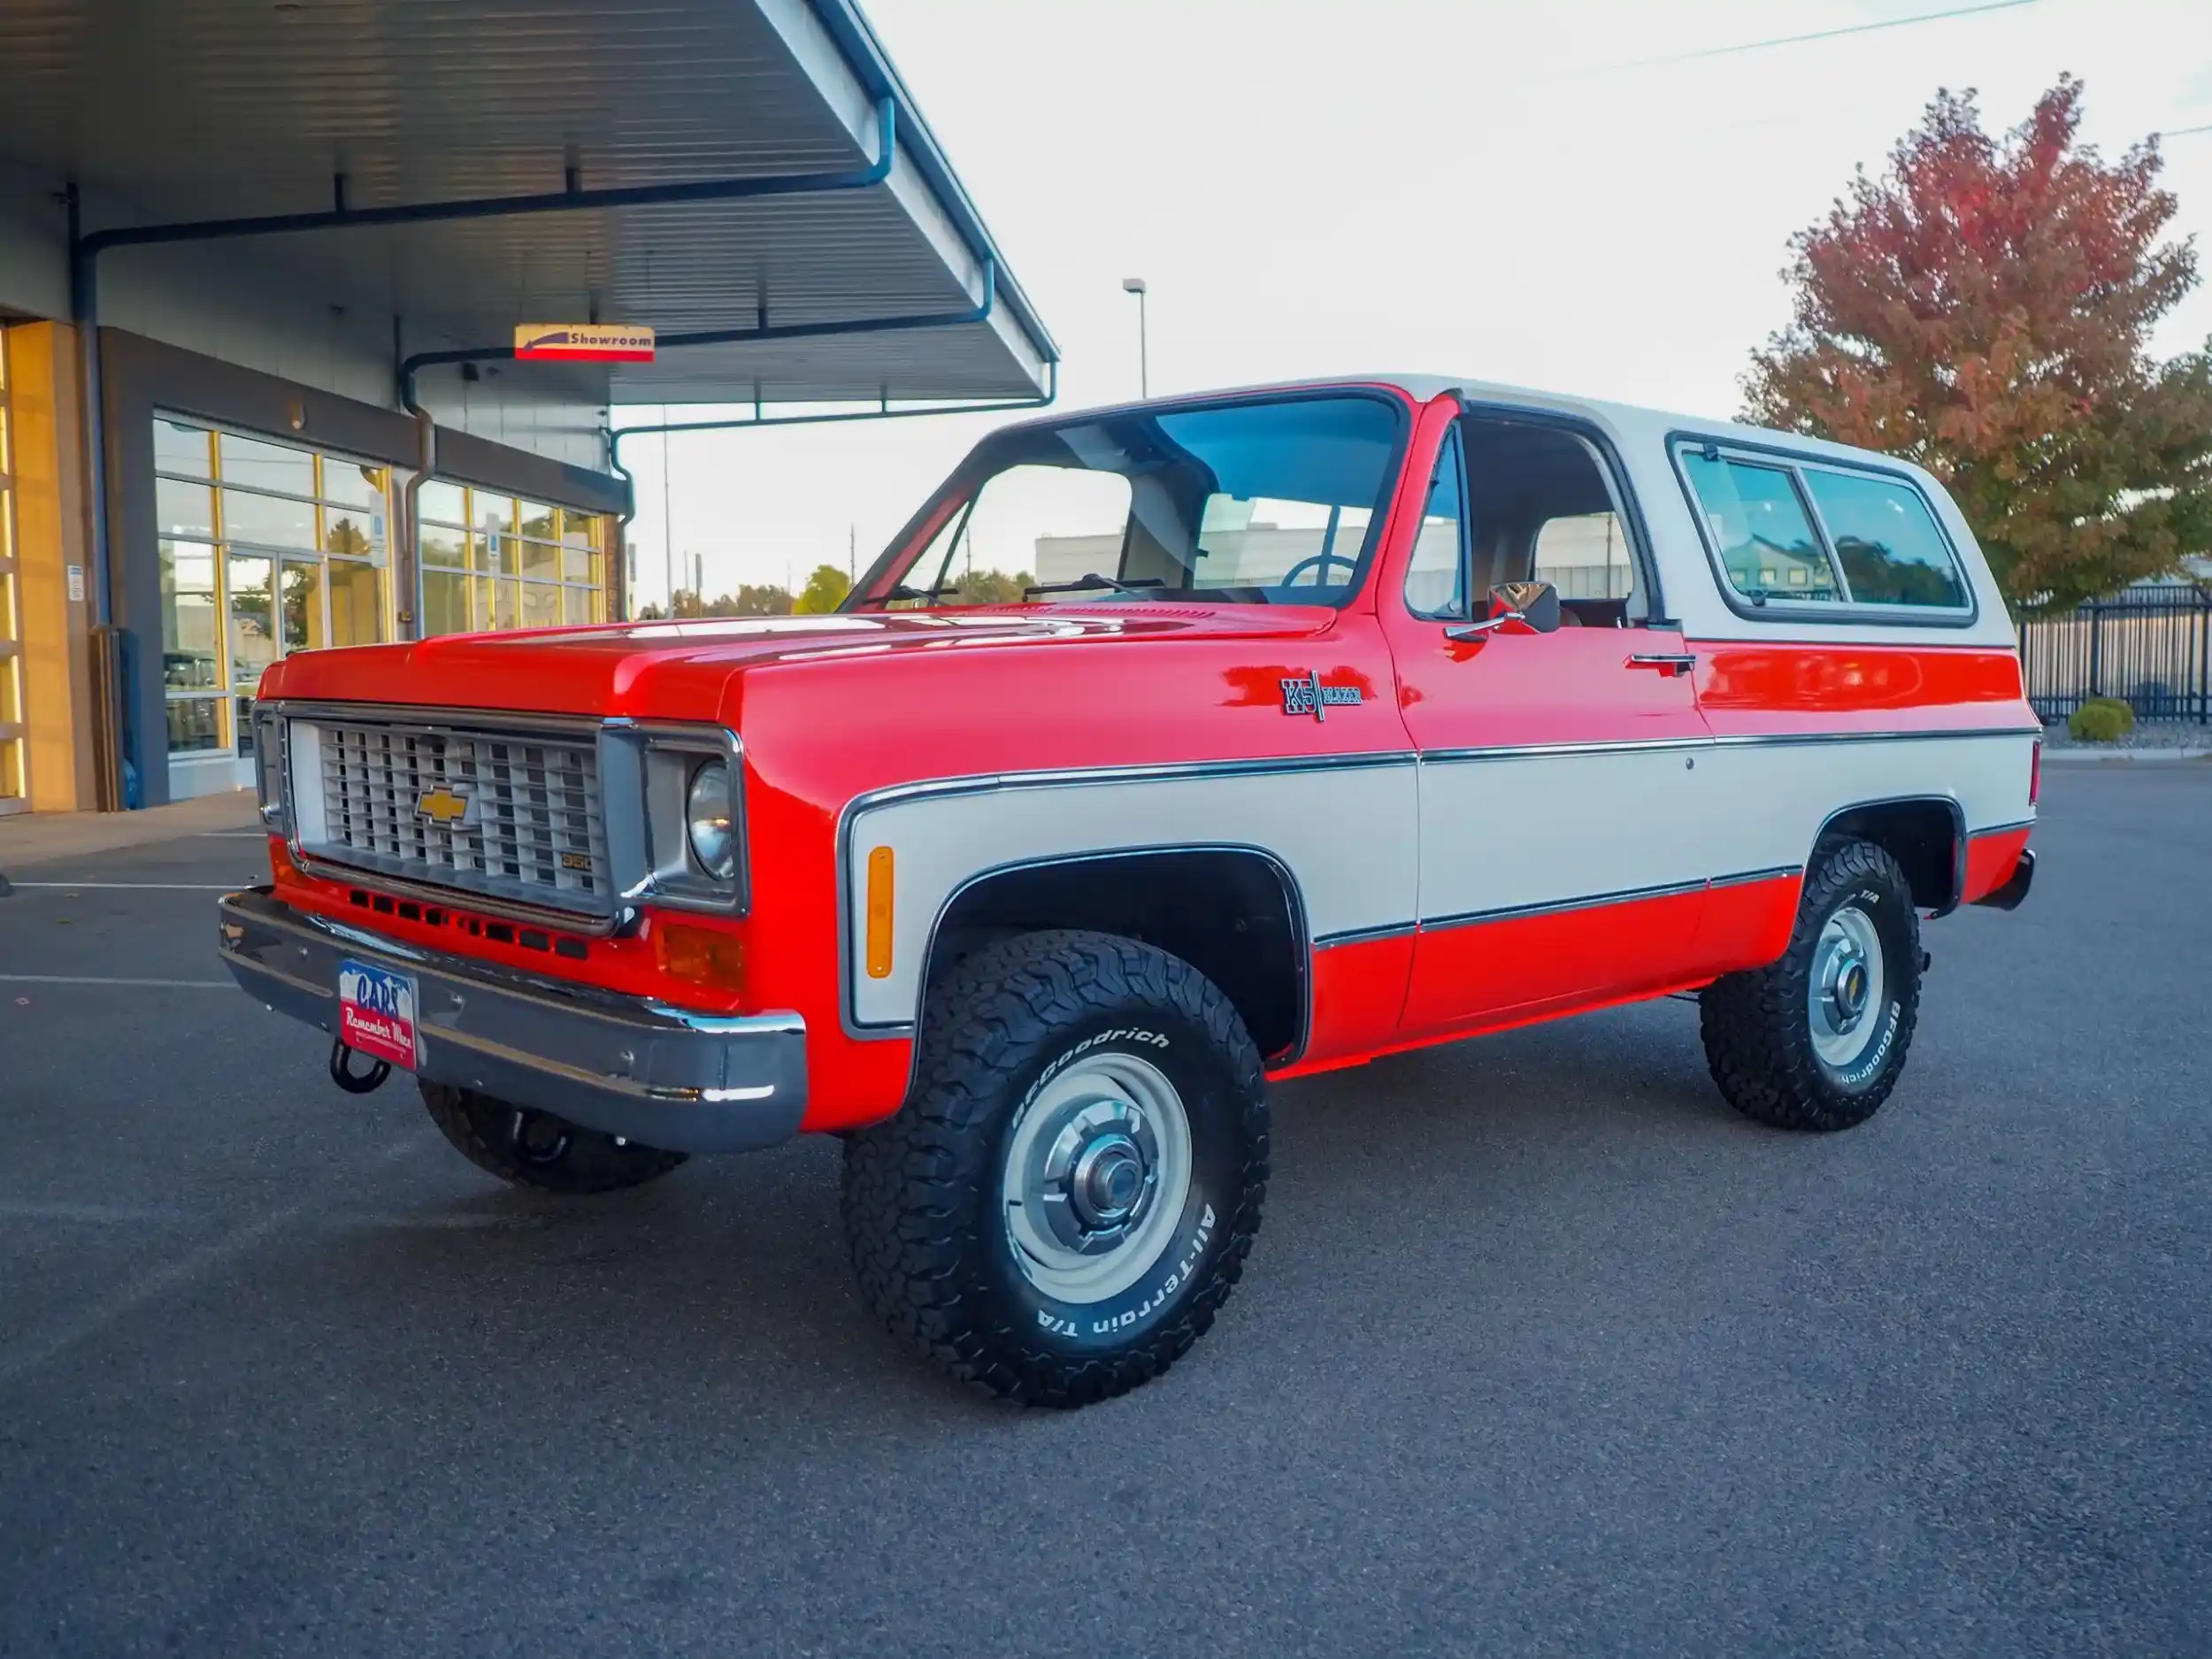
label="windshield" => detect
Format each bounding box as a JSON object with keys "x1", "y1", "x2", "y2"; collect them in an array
[{"x1": 850, "y1": 393, "x2": 1405, "y2": 610}]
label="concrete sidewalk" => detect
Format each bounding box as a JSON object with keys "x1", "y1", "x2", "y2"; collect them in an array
[{"x1": 0, "y1": 791, "x2": 262, "y2": 878}]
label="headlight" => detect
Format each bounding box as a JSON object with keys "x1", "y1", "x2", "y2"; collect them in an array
[{"x1": 685, "y1": 762, "x2": 737, "y2": 881}]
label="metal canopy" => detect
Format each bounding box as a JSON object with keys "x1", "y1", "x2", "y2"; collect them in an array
[{"x1": 0, "y1": 0, "x2": 1056, "y2": 406}]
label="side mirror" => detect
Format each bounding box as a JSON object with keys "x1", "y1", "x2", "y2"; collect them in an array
[{"x1": 1444, "y1": 580, "x2": 1562, "y2": 641}]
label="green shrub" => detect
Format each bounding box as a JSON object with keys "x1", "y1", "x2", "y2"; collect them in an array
[{"x1": 2069, "y1": 697, "x2": 2135, "y2": 741}]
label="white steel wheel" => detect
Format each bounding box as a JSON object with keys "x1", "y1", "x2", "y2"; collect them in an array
[
  {"x1": 1001, "y1": 1049, "x2": 1194, "y2": 1306},
  {"x1": 1807, "y1": 903, "x2": 1887, "y2": 1071}
]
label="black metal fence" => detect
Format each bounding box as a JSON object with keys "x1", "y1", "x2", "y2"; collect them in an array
[{"x1": 2018, "y1": 584, "x2": 2212, "y2": 724}]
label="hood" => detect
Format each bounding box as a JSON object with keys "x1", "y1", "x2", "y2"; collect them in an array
[{"x1": 259, "y1": 604, "x2": 1339, "y2": 721}]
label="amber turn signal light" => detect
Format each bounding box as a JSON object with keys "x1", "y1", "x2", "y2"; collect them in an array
[
  {"x1": 656, "y1": 920, "x2": 745, "y2": 987},
  {"x1": 866, "y1": 845, "x2": 895, "y2": 979}
]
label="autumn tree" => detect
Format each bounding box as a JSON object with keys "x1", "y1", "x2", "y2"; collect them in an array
[
  {"x1": 1744, "y1": 77, "x2": 2212, "y2": 615},
  {"x1": 793, "y1": 564, "x2": 852, "y2": 614}
]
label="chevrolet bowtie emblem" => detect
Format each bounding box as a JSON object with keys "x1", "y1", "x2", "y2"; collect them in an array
[{"x1": 415, "y1": 786, "x2": 475, "y2": 826}]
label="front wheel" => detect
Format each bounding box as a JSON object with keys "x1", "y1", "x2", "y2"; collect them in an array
[
  {"x1": 1700, "y1": 839, "x2": 1923, "y2": 1132},
  {"x1": 841, "y1": 929, "x2": 1269, "y2": 1407}
]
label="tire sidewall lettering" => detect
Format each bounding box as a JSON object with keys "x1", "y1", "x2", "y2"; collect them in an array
[
  {"x1": 991, "y1": 1016, "x2": 1240, "y2": 1356},
  {"x1": 1812, "y1": 861, "x2": 1916, "y2": 1096}
]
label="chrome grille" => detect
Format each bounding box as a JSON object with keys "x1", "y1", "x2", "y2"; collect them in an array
[{"x1": 297, "y1": 716, "x2": 611, "y2": 918}]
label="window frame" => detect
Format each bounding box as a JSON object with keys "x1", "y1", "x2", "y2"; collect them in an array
[
  {"x1": 848, "y1": 386, "x2": 1414, "y2": 613},
  {"x1": 1402, "y1": 423, "x2": 1471, "y2": 621},
  {"x1": 415, "y1": 485, "x2": 608, "y2": 636},
  {"x1": 1667, "y1": 432, "x2": 1978, "y2": 628}
]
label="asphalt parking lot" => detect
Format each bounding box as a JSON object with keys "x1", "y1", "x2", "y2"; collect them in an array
[{"x1": 2, "y1": 765, "x2": 2207, "y2": 1657}]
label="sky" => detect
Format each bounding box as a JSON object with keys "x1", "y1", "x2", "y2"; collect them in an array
[{"x1": 620, "y1": 0, "x2": 2212, "y2": 606}]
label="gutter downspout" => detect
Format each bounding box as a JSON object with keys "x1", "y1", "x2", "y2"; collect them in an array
[
  {"x1": 66, "y1": 185, "x2": 127, "y2": 810},
  {"x1": 398, "y1": 329, "x2": 436, "y2": 644}
]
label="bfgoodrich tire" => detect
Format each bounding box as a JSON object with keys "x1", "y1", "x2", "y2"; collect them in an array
[
  {"x1": 841, "y1": 929, "x2": 1269, "y2": 1408},
  {"x1": 1700, "y1": 839, "x2": 1923, "y2": 1132},
  {"x1": 419, "y1": 1081, "x2": 688, "y2": 1194}
]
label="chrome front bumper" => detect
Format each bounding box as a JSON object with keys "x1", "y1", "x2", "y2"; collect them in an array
[{"x1": 216, "y1": 887, "x2": 806, "y2": 1154}]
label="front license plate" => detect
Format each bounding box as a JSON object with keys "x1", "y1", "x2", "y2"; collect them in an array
[{"x1": 337, "y1": 959, "x2": 419, "y2": 1070}]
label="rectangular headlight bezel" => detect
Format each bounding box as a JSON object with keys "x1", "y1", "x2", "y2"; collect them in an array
[{"x1": 601, "y1": 720, "x2": 749, "y2": 918}]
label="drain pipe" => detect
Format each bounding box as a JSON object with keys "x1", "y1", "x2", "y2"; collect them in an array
[
  {"x1": 397, "y1": 334, "x2": 436, "y2": 644},
  {"x1": 66, "y1": 185, "x2": 129, "y2": 810},
  {"x1": 608, "y1": 440, "x2": 638, "y2": 623}
]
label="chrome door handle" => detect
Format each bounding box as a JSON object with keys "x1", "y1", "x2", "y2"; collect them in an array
[{"x1": 1627, "y1": 653, "x2": 1697, "y2": 677}]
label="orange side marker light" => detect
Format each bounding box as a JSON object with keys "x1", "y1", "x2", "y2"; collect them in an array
[{"x1": 865, "y1": 846, "x2": 896, "y2": 979}]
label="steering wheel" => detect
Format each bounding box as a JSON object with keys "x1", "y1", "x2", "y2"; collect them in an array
[{"x1": 1278, "y1": 549, "x2": 1359, "y2": 589}]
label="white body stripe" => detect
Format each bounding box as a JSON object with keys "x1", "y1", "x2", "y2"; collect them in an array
[
  {"x1": 841, "y1": 731, "x2": 2036, "y2": 1033},
  {"x1": 1692, "y1": 732, "x2": 2036, "y2": 879},
  {"x1": 844, "y1": 762, "x2": 1418, "y2": 1030},
  {"x1": 1414, "y1": 745, "x2": 1709, "y2": 926}
]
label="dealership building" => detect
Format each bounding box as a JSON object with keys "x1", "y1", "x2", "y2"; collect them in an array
[{"x1": 0, "y1": 0, "x2": 1053, "y2": 815}]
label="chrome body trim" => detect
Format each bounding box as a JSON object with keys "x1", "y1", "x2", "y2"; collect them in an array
[
  {"x1": 1708, "y1": 864, "x2": 1804, "y2": 889},
  {"x1": 1312, "y1": 920, "x2": 1418, "y2": 949},
  {"x1": 1418, "y1": 877, "x2": 1711, "y2": 933},
  {"x1": 216, "y1": 887, "x2": 805, "y2": 1154}
]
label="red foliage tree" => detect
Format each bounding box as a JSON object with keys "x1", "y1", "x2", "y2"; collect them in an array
[{"x1": 1745, "y1": 77, "x2": 2212, "y2": 614}]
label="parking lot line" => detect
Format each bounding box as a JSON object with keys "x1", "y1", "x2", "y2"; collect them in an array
[
  {"x1": 0, "y1": 1201, "x2": 189, "y2": 1225},
  {"x1": 0, "y1": 1133, "x2": 434, "y2": 1395},
  {"x1": 7, "y1": 881, "x2": 240, "y2": 891},
  {"x1": 1, "y1": 974, "x2": 233, "y2": 989}
]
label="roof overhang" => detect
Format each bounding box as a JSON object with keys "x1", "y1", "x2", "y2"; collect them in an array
[{"x1": 0, "y1": 0, "x2": 1055, "y2": 407}]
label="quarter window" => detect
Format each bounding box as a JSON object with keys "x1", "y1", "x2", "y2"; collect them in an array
[
  {"x1": 1799, "y1": 468, "x2": 1967, "y2": 608},
  {"x1": 1678, "y1": 451, "x2": 1839, "y2": 603},
  {"x1": 1402, "y1": 426, "x2": 1467, "y2": 619}
]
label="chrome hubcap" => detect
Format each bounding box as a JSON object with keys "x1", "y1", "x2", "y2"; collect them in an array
[
  {"x1": 1043, "y1": 1102, "x2": 1159, "y2": 1253},
  {"x1": 1003, "y1": 1051, "x2": 1192, "y2": 1304},
  {"x1": 1809, "y1": 905, "x2": 1886, "y2": 1068}
]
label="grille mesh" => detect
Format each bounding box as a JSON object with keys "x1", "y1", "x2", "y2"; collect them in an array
[{"x1": 302, "y1": 718, "x2": 611, "y2": 918}]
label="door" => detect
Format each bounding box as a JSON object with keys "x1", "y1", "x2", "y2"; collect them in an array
[{"x1": 1385, "y1": 413, "x2": 1716, "y2": 1035}]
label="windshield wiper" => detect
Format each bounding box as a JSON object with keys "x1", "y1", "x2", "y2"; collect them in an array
[
  {"x1": 1022, "y1": 573, "x2": 1166, "y2": 598},
  {"x1": 880, "y1": 580, "x2": 953, "y2": 603}
]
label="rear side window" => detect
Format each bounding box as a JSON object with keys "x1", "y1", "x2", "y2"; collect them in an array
[
  {"x1": 1798, "y1": 468, "x2": 1968, "y2": 608},
  {"x1": 1678, "y1": 452, "x2": 1840, "y2": 603}
]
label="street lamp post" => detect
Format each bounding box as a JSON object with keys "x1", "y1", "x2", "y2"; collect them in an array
[{"x1": 1122, "y1": 276, "x2": 1148, "y2": 398}]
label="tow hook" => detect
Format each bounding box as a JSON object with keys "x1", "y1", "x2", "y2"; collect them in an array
[{"x1": 328, "y1": 1038, "x2": 392, "y2": 1095}]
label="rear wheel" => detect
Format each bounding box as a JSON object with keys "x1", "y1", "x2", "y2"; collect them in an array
[
  {"x1": 419, "y1": 1081, "x2": 687, "y2": 1194},
  {"x1": 1700, "y1": 839, "x2": 1922, "y2": 1132},
  {"x1": 841, "y1": 929, "x2": 1268, "y2": 1407}
]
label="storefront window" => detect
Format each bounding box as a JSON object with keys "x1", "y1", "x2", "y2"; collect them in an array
[
  {"x1": 418, "y1": 487, "x2": 609, "y2": 636},
  {"x1": 153, "y1": 417, "x2": 393, "y2": 792}
]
